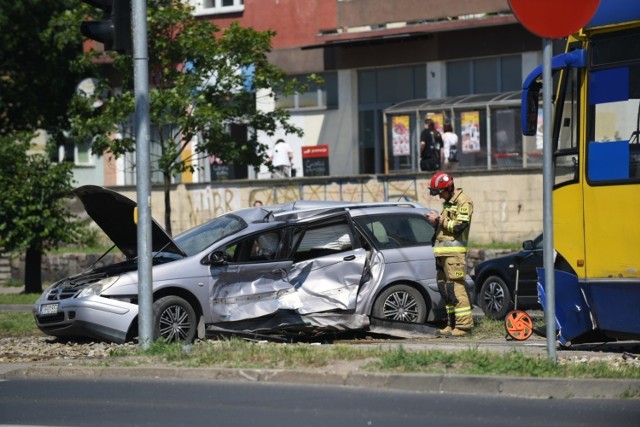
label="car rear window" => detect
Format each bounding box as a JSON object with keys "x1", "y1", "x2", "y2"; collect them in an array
[{"x1": 354, "y1": 214, "x2": 434, "y2": 249}]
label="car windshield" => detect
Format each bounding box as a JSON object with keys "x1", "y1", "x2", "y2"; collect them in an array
[
  {"x1": 533, "y1": 234, "x2": 543, "y2": 250},
  {"x1": 174, "y1": 214, "x2": 247, "y2": 256}
]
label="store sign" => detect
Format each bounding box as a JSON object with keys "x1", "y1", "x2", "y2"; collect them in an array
[{"x1": 302, "y1": 145, "x2": 330, "y2": 177}]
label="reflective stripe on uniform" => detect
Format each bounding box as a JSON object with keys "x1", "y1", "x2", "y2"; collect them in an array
[
  {"x1": 434, "y1": 246, "x2": 467, "y2": 254},
  {"x1": 446, "y1": 220, "x2": 455, "y2": 232},
  {"x1": 436, "y1": 240, "x2": 467, "y2": 247},
  {"x1": 454, "y1": 306, "x2": 473, "y2": 316}
]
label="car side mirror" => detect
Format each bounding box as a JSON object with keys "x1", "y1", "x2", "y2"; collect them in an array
[
  {"x1": 522, "y1": 240, "x2": 534, "y2": 251},
  {"x1": 208, "y1": 251, "x2": 228, "y2": 266}
]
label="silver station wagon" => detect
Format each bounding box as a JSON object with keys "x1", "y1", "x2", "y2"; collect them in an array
[{"x1": 34, "y1": 186, "x2": 474, "y2": 343}]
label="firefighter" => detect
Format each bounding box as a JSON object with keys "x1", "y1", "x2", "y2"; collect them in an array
[{"x1": 426, "y1": 171, "x2": 474, "y2": 337}]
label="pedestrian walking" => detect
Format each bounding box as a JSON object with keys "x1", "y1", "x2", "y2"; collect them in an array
[{"x1": 269, "y1": 138, "x2": 294, "y2": 178}]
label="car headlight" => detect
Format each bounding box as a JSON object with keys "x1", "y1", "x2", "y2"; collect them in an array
[{"x1": 77, "y1": 276, "x2": 120, "y2": 298}]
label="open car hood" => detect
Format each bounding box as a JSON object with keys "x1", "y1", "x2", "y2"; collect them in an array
[{"x1": 74, "y1": 185, "x2": 184, "y2": 259}]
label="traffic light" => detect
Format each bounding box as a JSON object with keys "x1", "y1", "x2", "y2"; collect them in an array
[{"x1": 80, "y1": 0, "x2": 132, "y2": 54}]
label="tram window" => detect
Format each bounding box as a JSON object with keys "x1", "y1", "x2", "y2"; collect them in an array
[
  {"x1": 588, "y1": 64, "x2": 640, "y2": 182},
  {"x1": 554, "y1": 68, "x2": 580, "y2": 187}
]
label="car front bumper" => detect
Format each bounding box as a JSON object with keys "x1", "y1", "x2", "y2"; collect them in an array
[{"x1": 33, "y1": 296, "x2": 138, "y2": 343}]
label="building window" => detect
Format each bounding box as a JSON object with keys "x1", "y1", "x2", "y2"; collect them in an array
[
  {"x1": 191, "y1": 0, "x2": 244, "y2": 16},
  {"x1": 276, "y1": 72, "x2": 338, "y2": 110},
  {"x1": 447, "y1": 55, "x2": 522, "y2": 96},
  {"x1": 55, "y1": 139, "x2": 94, "y2": 166}
]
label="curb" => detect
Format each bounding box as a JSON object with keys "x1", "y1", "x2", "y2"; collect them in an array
[
  {"x1": 0, "y1": 304, "x2": 32, "y2": 312},
  {"x1": 2, "y1": 364, "x2": 639, "y2": 399}
]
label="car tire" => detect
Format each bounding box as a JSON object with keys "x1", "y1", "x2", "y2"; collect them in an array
[
  {"x1": 479, "y1": 275, "x2": 512, "y2": 319},
  {"x1": 372, "y1": 284, "x2": 427, "y2": 323},
  {"x1": 152, "y1": 295, "x2": 197, "y2": 343}
]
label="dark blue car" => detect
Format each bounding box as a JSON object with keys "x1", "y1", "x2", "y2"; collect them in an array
[{"x1": 472, "y1": 234, "x2": 543, "y2": 319}]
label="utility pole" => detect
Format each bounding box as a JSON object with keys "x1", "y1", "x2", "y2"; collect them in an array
[{"x1": 131, "y1": 0, "x2": 153, "y2": 350}]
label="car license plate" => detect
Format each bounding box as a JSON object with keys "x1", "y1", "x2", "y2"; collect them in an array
[{"x1": 40, "y1": 303, "x2": 59, "y2": 315}]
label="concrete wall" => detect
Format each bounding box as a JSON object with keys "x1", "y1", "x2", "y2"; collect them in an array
[
  {"x1": 114, "y1": 169, "x2": 542, "y2": 244},
  {"x1": 9, "y1": 253, "x2": 126, "y2": 286}
]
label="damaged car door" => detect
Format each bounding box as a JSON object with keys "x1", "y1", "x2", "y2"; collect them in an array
[
  {"x1": 208, "y1": 230, "x2": 294, "y2": 322},
  {"x1": 207, "y1": 213, "x2": 368, "y2": 328},
  {"x1": 287, "y1": 214, "x2": 368, "y2": 315}
]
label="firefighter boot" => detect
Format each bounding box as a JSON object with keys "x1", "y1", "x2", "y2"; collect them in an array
[
  {"x1": 436, "y1": 326, "x2": 451, "y2": 337},
  {"x1": 445, "y1": 328, "x2": 469, "y2": 338},
  {"x1": 436, "y1": 306, "x2": 456, "y2": 336}
]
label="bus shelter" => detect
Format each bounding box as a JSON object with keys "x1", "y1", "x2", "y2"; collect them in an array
[{"x1": 383, "y1": 91, "x2": 541, "y2": 173}]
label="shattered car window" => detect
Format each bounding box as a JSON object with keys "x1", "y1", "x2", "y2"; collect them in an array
[
  {"x1": 174, "y1": 214, "x2": 247, "y2": 256},
  {"x1": 354, "y1": 214, "x2": 434, "y2": 249},
  {"x1": 293, "y1": 221, "x2": 354, "y2": 262}
]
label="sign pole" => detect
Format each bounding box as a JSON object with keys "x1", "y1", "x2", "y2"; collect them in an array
[{"x1": 541, "y1": 38, "x2": 556, "y2": 362}]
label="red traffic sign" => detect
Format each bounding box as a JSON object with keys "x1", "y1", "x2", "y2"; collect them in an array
[{"x1": 509, "y1": 0, "x2": 601, "y2": 39}]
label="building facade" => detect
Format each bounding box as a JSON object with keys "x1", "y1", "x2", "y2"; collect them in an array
[
  {"x1": 45, "y1": 0, "x2": 558, "y2": 244},
  {"x1": 59, "y1": 0, "x2": 551, "y2": 186},
  {"x1": 187, "y1": 0, "x2": 545, "y2": 180}
]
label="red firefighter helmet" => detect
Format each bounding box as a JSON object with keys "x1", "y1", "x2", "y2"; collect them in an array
[{"x1": 429, "y1": 171, "x2": 454, "y2": 196}]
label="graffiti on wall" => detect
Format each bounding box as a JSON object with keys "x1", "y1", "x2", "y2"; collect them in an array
[
  {"x1": 167, "y1": 176, "x2": 442, "y2": 235},
  {"x1": 121, "y1": 171, "x2": 544, "y2": 244}
]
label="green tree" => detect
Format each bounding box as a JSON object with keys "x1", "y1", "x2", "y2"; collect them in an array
[
  {"x1": 0, "y1": 134, "x2": 85, "y2": 293},
  {"x1": 68, "y1": 0, "x2": 304, "y2": 235},
  {"x1": 0, "y1": 0, "x2": 87, "y2": 138},
  {"x1": 0, "y1": 1, "x2": 91, "y2": 292}
]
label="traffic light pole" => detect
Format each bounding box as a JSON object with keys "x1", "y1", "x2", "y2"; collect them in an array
[
  {"x1": 132, "y1": 0, "x2": 153, "y2": 350},
  {"x1": 80, "y1": 0, "x2": 132, "y2": 54}
]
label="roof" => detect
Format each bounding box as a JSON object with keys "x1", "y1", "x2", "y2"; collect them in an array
[{"x1": 384, "y1": 91, "x2": 521, "y2": 115}]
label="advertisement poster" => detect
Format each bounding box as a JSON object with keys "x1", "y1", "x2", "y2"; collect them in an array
[
  {"x1": 391, "y1": 115, "x2": 410, "y2": 156},
  {"x1": 461, "y1": 111, "x2": 480, "y2": 153},
  {"x1": 426, "y1": 112, "x2": 444, "y2": 134}
]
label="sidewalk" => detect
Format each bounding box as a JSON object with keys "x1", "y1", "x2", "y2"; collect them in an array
[
  {"x1": 0, "y1": 285, "x2": 26, "y2": 294},
  {"x1": 0, "y1": 285, "x2": 33, "y2": 312},
  {"x1": 2, "y1": 355, "x2": 639, "y2": 399}
]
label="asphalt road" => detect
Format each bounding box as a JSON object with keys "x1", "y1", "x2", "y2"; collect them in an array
[{"x1": 1, "y1": 377, "x2": 639, "y2": 427}]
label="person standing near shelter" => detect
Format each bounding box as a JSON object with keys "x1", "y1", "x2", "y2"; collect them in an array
[
  {"x1": 420, "y1": 118, "x2": 440, "y2": 171},
  {"x1": 270, "y1": 138, "x2": 294, "y2": 178},
  {"x1": 426, "y1": 171, "x2": 474, "y2": 336},
  {"x1": 441, "y1": 121, "x2": 459, "y2": 167}
]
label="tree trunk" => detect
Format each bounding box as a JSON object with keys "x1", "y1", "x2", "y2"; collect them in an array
[
  {"x1": 24, "y1": 246, "x2": 43, "y2": 294},
  {"x1": 163, "y1": 172, "x2": 172, "y2": 236}
]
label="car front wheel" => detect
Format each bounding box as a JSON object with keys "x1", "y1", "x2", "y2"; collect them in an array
[
  {"x1": 479, "y1": 275, "x2": 512, "y2": 319},
  {"x1": 152, "y1": 296, "x2": 197, "y2": 343},
  {"x1": 372, "y1": 284, "x2": 427, "y2": 323}
]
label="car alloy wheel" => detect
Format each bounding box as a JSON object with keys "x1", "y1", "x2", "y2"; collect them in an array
[
  {"x1": 373, "y1": 284, "x2": 427, "y2": 323},
  {"x1": 153, "y1": 295, "x2": 197, "y2": 343},
  {"x1": 480, "y1": 275, "x2": 512, "y2": 319}
]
